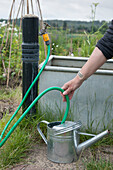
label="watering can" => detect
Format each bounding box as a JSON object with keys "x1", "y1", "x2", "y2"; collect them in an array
[{"x1": 37, "y1": 120, "x2": 110, "y2": 163}]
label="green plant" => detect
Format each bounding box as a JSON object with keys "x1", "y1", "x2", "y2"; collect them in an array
[
  {"x1": 90, "y1": 2, "x2": 99, "y2": 33},
  {"x1": 0, "y1": 107, "x2": 44, "y2": 169},
  {"x1": 0, "y1": 22, "x2": 22, "y2": 85},
  {"x1": 84, "y1": 157, "x2": 113, "y2": 170}
]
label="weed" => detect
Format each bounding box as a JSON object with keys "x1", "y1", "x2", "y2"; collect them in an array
[{"x1": 84, "y1": 157, "x2": 113, "y2": 170}]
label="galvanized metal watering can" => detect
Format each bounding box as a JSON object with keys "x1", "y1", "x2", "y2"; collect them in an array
[{"x1": 37, "y1": 120, "x2": 110, "y2": 163}]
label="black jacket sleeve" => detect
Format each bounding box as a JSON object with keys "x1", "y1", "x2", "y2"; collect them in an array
[{"x1": 96, "y1": 20, "x2": 113, "y2": 59}]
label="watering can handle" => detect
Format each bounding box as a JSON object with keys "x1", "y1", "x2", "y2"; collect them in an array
[{"x1": 37, "y1": 120, "x2": 49, "y2": 145}]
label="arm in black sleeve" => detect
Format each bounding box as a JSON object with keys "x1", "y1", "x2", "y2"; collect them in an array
[{"x1": 96, "y1": 20, "x2": 113, "y2": 60}]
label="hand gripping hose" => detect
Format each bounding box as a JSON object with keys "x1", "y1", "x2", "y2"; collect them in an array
[{"x1": 0, "y1": 45, "x2": 70, "y2": 147}]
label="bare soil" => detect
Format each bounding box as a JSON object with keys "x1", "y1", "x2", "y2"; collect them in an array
[
  {"x1": 0, "y1": 99, "x2": 14, "y2": 118},
  {"x1": 0, "y1": 86, "x2": 21, "y2": 120},
  {"x1": 8, "y1": 144, "x2": 113, "y2": 170}
]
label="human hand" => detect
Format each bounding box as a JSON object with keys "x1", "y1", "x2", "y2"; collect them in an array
[{"x1": 61, "y1": 76, "x2": 83, "y2": 102}]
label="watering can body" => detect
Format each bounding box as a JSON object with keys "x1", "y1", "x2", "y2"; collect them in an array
[{"x1": 37, "y1": 120, "x2": 109, "y2": 163}]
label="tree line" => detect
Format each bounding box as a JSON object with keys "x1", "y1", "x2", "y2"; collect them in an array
[
  {"x1": 46, "y1": 20, "x2": 110, "y2": 34},
  {"x1": 0, "y1": 18, "x2": 110, "y2": 34}
]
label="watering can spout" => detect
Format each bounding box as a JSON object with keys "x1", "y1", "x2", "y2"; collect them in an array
[{"x1": 74, "y1": 130, "x2": 110, "y2": 156}]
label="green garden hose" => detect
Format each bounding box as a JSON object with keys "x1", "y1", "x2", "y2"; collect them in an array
[
  {"x1": 0, "y1": 44, "x2": 70, "y2": 147},
  {"x1": 0, "y1": 45, "x2": 51, "y2": 141},
  {"x1": 0, "y1": 87, "x2": 70, "y2": 147}
]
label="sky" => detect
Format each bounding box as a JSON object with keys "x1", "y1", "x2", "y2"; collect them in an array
[{"x1": 0, "y1": 0, "x2": 113, "y2": 21}]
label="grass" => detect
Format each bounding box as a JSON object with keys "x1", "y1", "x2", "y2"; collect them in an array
[
  {"x1": 0, "y1": 86, "x2": 22, "y2": 101},
  {"x1": 0, "y1": 86, "x2": 113, "y2": 169},
  {"x1": 0, "y1": 109, "x2": 46, "y2": 169},
  {"x1": 0, "y1": 86, "x2": 68, "y2": 169},
  {"x1": 0, "y1": 86, "x2": 39, "y2": 168},
  {"x1": 0, "y1": 124, "x2": 31, "y2": 168},
  {"x1": 84, "y1": 157, "x2": 113, "y2": 170}
]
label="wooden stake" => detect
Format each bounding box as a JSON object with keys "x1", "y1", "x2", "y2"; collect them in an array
[
  {"x1": 37, "y1": 0, "x2": 47, "y2": 58},
  {"x1": 31, "y1": 0, "x2": 34, "y2": 14},
  {"x1": 0, "y1": 0, "x2": 15, "y2": 74},
  {"x1": 27, "y1": 0, "x2": 29, "y2": 14},
  {"x1": 6, "y1": 2, "x2": 15, "y2": 87}
]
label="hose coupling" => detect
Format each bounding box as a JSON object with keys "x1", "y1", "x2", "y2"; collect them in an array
[{"x1": 39, "y1": 22, "x2": 50, "y2": 45}]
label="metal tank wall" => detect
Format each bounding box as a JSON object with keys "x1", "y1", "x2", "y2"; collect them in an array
[{"x1": 39, "y1": 56, "x2": 113, "y2": 131}]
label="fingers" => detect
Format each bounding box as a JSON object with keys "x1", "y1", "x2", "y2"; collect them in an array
[
  {"x1": 62, "y1": 87, "x2": 72, "y2": 96},
  {"x1": 61, "y1": 83, "x2": 70, "y2": 102},
  {"x1": 61, "y1": 79, "x2": 75, "y2": 102},
  {"x1": 68, "y1": 91, "x2": 74, "y2": 100},
  {"x1": 60, "y1": 87, "x2": 74, "y2": 102},
  {"x1": 61, "y1": 90, "x2": 74, "y2": 102},
  {"x1": 60, "y1": 92, "x2": 66, "y2": 102},
  {"x1": 63, "y1": 95, "x2": 66, "y2": 102},
  {"x1": 61, "y1": 82, "x2": 72, "y2": 95},
  {"x1": 61, "y1": 83, "x2": 69, "y2": 91}
]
